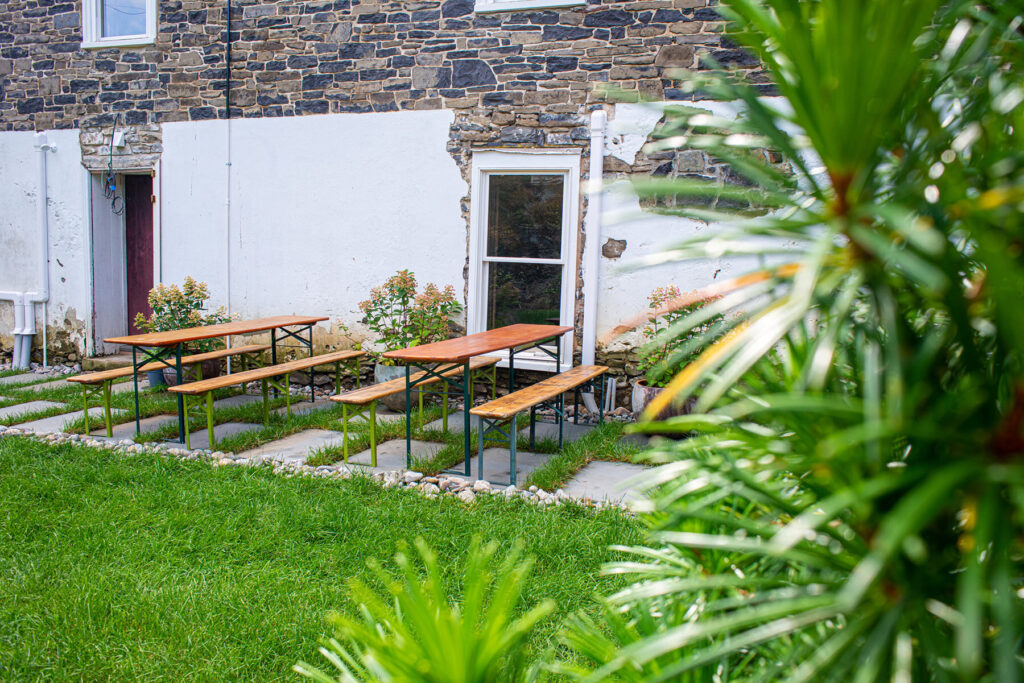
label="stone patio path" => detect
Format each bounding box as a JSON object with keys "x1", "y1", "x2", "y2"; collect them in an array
[{"x1": 0, "y1": 385, "x2": 649, "y2": 506}]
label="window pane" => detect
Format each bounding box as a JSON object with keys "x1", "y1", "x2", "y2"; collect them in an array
[
  {"x1": 486, "y1": 174, "x2": 563, "y2": 259},
  {"x1": 486, "y1": 262, "x2": 562, "y2": 329},
  {"x1": 102, "y1": 0, "x2": 147, "y2": 37}
]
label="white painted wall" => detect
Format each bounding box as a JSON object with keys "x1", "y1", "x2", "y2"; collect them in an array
[
  {"x1": 160, "y1": 109, "x2": 467, "y2": 343},
  {"x1": 0, "y1": 129, "x2": 90, "y2": 351}
]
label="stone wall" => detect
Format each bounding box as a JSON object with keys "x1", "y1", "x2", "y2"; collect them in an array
[{"x1": 0, "y1": 0, "x2": 756, "y2": 131}]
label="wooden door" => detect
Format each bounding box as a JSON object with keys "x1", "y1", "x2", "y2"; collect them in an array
[{"x1": 124, "y1": 174, "x2": 153, "y2": 334}]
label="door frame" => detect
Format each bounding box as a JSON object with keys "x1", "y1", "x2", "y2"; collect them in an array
[
  {"x1": 467, "y1": 149, "x2": 581, "y2": 372},
  {"x1": 87, "y1": 165, "x2": 161, "y2": 355}
]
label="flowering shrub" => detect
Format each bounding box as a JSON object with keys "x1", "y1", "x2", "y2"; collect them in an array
[
  {"x1": 637, "y1": 286, "x2": 724, "y2": 388},
  {"x1": 133, "y1": 277, "x2": 231, "y2": 352},
  {"x1": 358, "y1": 270, "x2": 462, "y2": 361}
]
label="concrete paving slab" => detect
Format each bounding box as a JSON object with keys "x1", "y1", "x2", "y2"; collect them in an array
[
  {"x1": 0, "y1": 400, "x2": 66, "y2": 421},
  {"x1": 18, "y1": 406, "x2": 127, "y2": 433},
  {"x1": 421, "y1": 411, "x2": 485, "y2": 434},
  {"x1": 467, "y1": 447, "x2": 549, "y2": 485},
  {"x1": 0, "y1": 373, "x2": 39, "y2": 386},
  {"x1": 90, "y1": 414, "x2": 178, "y2": 439},
  {"x1": 517, "y1": 420, "x2": 594, "y2": 444},
  {"x1": 20, "y1": 377, "x2": 72, "y2": 392},
  {"x1": 274, "y1": 399, "x2": 335, "y2": 416},
  {"x1": 109, "y1": 379, "x2": 151, "y2": 394},
  {"x1": 183, "y1": 422, "x2": 261, "y2": 448},
  {"x1": 238, "y1": 429, "x2": 347, "y2": 465},
  {"x1": 563, "y1": 461, "x2": 649, "y2": 507},
  {"x1": 347, "y1": 438, "x2": 444, "y2": 472},
  {"x1": 212, "y1": 394, "x2": 263, "y2": 409}
]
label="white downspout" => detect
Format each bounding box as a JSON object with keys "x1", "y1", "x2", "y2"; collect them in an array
[
  {"x1": 27, "y1": 132, "x2": 54, "y2": 368},
  {"x1": 580, "y1": 109, "x2": 606, "y2": 413},
  {"x1": 3, "y1": 134, "x2": 54, "y2": 369}
]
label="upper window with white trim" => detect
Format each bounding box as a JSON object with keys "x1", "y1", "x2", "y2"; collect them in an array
[
  {"x1": 82, "y1": 0, "x2": 157, "y2": 49},
  {"x1": 475, "y1": 0, "x2": 585, "y2": 14}
]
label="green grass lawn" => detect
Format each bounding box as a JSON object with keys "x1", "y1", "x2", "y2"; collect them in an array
[{"x1": 0, "y1": 436, "x2": 641, "y2": 681}]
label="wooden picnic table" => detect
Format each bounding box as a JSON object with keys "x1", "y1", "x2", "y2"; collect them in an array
[
  {"x1": 105, "y1": 314, "x2": 328, "y2": 443},
  {"x1": 382, "y1": 323, "x2": 572, "y2": 477}
]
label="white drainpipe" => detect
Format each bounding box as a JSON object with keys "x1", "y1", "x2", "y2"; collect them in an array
[
  {"x1": 2, "y1": 133, "x2": 53, "y2": 368},
  {"x1": 580, "y1": 109, "x2": 606, "y2": 412}
]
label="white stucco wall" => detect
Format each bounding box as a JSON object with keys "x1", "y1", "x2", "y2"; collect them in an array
[
  {"x1": 595, "y1": 101, "x2": 792, "y2": 347},
  {"x1": 160, "y1": 109, "x2": 466, "y2": 342},
  {"x1": 0, "y1": 129, "x2": 90, "y2": 352}
]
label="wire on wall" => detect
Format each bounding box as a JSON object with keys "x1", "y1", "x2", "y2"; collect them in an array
[{"x1": 104, "y1": 114, "x2": 125, "y2": 215}]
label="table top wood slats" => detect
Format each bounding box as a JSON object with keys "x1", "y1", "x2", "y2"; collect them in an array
[
  {"x1": 331, "y1": 356, "x2": 500, "y2": 405},
  {"x1": 382, "y1": 324, "x2": 572, "y2": 364},
  {"x1": 67, "y1": 344, "x2": 271, "y2": 384},
  {"x1": 469, "y1": 364, "x2": 608, "y2": 420},
  {"x1": 104, "y1": 315, "x2": 329, "y2": 347},
  {"x1": 167, "y1": 349, "x2": 364, "y2": 395}
]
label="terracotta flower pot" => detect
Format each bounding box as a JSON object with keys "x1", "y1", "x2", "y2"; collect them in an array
[
  {"x1": 163, "y1": 358, "x2": 221, "y2": 386},
  {"x1": 631, "y1": 378, "x2": 695, "y2": 420}
]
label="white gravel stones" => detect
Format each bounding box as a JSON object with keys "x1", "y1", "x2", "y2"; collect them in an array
[
  {"x1": 472, "y1": 479, "x2": 491, "y2": 493},
  {"x1": 457, "y1": 489, "x2": 477, "y2": 504},
  {"x1": 404, "y1": 471, "x2": 424, "y2": 483}
]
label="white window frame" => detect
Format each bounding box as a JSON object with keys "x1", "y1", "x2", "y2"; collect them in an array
[
  {"x1": 82, "y1": 0, "x2": 157, "y2": 49},
  {"x1": 468, "y1": 149, "x2": 581, "y2": 372},
  {"x1": 475, "y1": 0, "x2": 585, "y2": 14}
]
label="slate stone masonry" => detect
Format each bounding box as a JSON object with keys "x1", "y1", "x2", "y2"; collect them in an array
[{"x1": 0, "y1": 0, "x2": 751, "y2": 132}]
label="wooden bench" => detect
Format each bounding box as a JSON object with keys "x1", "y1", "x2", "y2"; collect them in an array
[
  {"x1": 67, "y1": 344, "x2": 270, "y2": 437},
  {"x1": 167, "y1": 349, "x2": 365, "y2": 449},
  {"x1": 330, "y1": 356, "x2": 499, "y2": 466},
  {"x1": 469, "y1": 364, "x2": 608, "y2": 485}
]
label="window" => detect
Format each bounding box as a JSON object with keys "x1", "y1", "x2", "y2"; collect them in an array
[
  {"x1": 82, "y1": 0, "x2": 157, "y2": 49},
  {"x1": 474, "y1": 0, "x2": 584, "y2": 13},
  {"x1": 468, "y1": 150, "x2": 581, "y2": 371}
]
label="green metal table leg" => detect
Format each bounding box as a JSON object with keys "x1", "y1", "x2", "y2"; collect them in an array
[
  {"x1": 184, "y1": 395, "x2": 192, "y2": 450},
  {"x1": 103, "y1": 381, "x2": 112, "y2": 437},
  {"x1": 477, "y1": 420, "x2": 485, "y2": 480},
  {"x1": 405, "y1": 365, "x2": 412, "y2": 468},
  {"x1": 418, "y1": 389, "x2": 424, "y2": 430},
  {"x1": 510, "y1": 413, "x2": 518, "y2": 486},
  {"x1": 355, "y1": 356, "x2": 362, "y2": 388},
  {"x1": 491, "y1": 365, "x2": 497, "y2": 399},
  {"x1": 206, "y1": 391, "x2": 215, "y2": 450}
]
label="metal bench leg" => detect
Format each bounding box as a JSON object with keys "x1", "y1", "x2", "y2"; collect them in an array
[
  {"x1": 285, "y1": 372, "x2": 292, "y2": 418},
  {"x1": 206, "y1": 391, "x2": 215, "y2": 450},
  {"x1": 442, "y1": 383, "x2": 449, "y2": 432},
  {"x1": 183, "y1": 395, "x2": 192, "y2": 450},
  {"x1": 477, "y1": 420, "x2": 485, "y2": 481},
  {"x1": 103, "y1": 381, "x2": 113, "y2": 437},
  {"x1": 573, "y1": 387, "x2": 579, "y2": 425},
  {"x1": 369, "y1": 400, "x2": 377, "y2": 468},
  {"x1": 510, "y1": 413, "x2": 518, "y2": 486},
  {"x1": 342, "y1": 404, "x2": 350, "y2": 463},
  {"x1": 261, "y1": 378, "x2": 269, "y2": 423},
  {"x1": 529, "y1": 404, "x2": 536, "y2": 451},
  {"x1": 335, "y1": 362, "x2": 341, "y2": 394},
  {"x1": 81, "y1": 385, "x2": 90, "y2": 435},
  {"x1": 558, "y1": 392, "x2": 564, "y2": 450}
]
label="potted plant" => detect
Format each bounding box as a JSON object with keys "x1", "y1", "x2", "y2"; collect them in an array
[
  {"x1": 631, "y1": 285, "x2": 724, "y2": 418},
  {"x1": 359, "y1": 270, "x2": 462, "y2": 410},
  {"x1": 133, "y1": 277, "x2": 232, "y2": 386}
]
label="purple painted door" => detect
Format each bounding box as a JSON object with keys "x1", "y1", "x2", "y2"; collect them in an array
[{"x1": 124, "y1": 174, "x2": 154, "y2": 334}]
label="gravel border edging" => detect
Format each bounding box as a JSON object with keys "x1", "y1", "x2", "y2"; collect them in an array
[{"x1": 0, "y1": 424, "x2": 634, "y2": 511}]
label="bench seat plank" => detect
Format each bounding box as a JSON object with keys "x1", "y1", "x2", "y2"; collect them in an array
[
  {"x1": 331, "y1": 356, "x2": 499, "y2": 406},
  {"x1": 167, "y1": 350, "x2": 364, "y2": 395},
  {"x1": 469, "y1": 365, "x2": 608, "y2": 420},
  {"x1": 67, "y1": 344, "x2": 272, "y2": 385}
]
